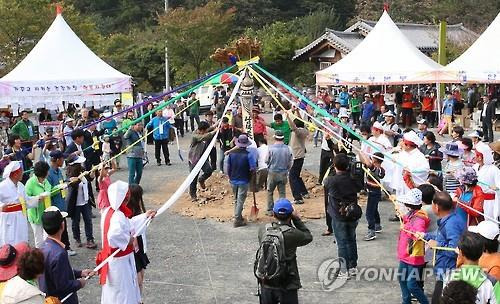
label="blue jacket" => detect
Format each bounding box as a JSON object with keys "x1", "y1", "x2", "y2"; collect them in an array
[
  {"x1": 362, "y1": 102, "x2": 375, "y2": 121},
  {"x1": 425, "y1": 211, "x2": 466, "y2": 279},
  {"x1": 39, "y1": 238, "x2": 82, "y2": 304},
  {"x1": 47, "y1": 167, "x2": 66, "y2": 211},
  {"x1": 225, "y1": 148, "x2": 256, "y2": 185},
  {"x1": 338, "y1": 92, "x2": 350, "y2": 107},
  {"x1": 146, "y1": 116, "x2": 171, "y2": 141}
]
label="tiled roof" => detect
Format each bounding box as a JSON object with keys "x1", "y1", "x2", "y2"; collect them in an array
[
  {"x1": 293, "y1": 29, "x2": 363, "y2": 60},
  {"x1": 346, "y1": 20, "x2": 478, "y2": 51},
  {"x1": 294, "y1": 20, "x2": 478, "y2": 60}
]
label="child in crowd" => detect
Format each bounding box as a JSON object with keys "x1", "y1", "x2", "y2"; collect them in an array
[
  {"x1": 440, "y1": 142, "x2": 464, "y2": 195},
  {"x1": 417, "y1": 184, "x2": 438, "y2": 269},
  {"x1": 128, "y1": 184, "x2": 150, "y2": 299},
  {"x1": 397, "y1": 188, "x2": 430, "y2": 304},
  {"x1": 360, "y1": 151, "x2": 385, "y2": 241},
  {"x1": 440, "y1": 280, "x2": 478, "y2": 304},
  {"x1": 453, "y1": 167, "x2": 484, "y2": 227},
  {"x1": 97, "y1": 163, "x2": 115, "y2": 211},
  {"x1": 102, "y1": 135, "x2": 111, "y2": 163}
]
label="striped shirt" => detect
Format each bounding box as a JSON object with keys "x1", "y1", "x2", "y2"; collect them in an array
[{"x1": 444, "y1": 160, "x2": 463, "y2": 195}]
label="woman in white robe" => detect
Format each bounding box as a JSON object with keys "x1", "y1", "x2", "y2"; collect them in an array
[
  {"x1": 100, "y1": 180, "x2": 155, "y2": 304},
  {"x1": 473, "y1": 144, "x2": 500, "y2": 222},
  {"x1": 0, "y1": 161, "x2": 41, "y2": 246}
]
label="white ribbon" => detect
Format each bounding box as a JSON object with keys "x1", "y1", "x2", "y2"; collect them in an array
[{"x1": 61, "y1": 68, "x2": 246, "y2": 303}]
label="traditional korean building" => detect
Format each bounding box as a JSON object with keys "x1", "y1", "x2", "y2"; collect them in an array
[{"x1": 293, "y1": 20, "x2": 478, "y2": 71}]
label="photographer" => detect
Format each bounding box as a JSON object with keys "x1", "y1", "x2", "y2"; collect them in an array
[{"x1": 326, "y1": 153, "x2": 363, "y2": 278}]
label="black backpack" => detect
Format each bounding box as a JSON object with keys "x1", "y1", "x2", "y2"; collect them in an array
[{"x1": 254, "y1": 223, "x2": 291, "y2": 283}]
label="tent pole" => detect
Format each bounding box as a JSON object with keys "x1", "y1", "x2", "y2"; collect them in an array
[{"x1": 437, "y1": 20, "x2": 447, "y2": 125}]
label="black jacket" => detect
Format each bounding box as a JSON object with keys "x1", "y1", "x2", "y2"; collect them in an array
[
  {"x1": 258, "y1": 218, "x2": 313, "y2": 290},
  {"x1": 481, "y1": 100, "x2": 496, "y2": 123},
  {"x1": 325, "y1": 171, "x2": 359, "y2": 220},
  {"x1": 66, "y1": 178, "x2": 95, "y2": 217}
]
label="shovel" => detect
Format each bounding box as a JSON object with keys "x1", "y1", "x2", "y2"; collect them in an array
[{"x1": 249, "y1": 173, "x2": 259, "y2": 221}]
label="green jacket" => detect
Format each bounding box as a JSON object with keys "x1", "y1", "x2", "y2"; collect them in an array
[
  {"x1": 258, "y1": 218, "x2": 313, "y2": 290},
  {"x1": 11, "y1": 119, "x2": 35, "y2": 141},
  {"x1": 189, "y1": 98, "x2": 200, "y2": 115},
  {"x1": 349, "y1": 97, "x2": 361, "y2": 113},
  {"x1": 448, "y1": 265, "x2": 500, "y2": 302},
  {"x1": 25, "y1": 175, "x2": 52, "y2": 225}
]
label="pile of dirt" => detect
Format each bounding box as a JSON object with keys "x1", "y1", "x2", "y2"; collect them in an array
[{"x1": 146, "y1": 169, "x2": 368, "y2": 223}]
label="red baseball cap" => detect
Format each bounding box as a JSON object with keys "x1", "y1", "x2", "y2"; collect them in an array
[{"x1": 0, "y1": 242, "x2": 30, "y2": 282}]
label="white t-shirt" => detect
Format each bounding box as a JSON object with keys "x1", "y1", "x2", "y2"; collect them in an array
[
  {"x1": 257, "y1": 144, "x2": 269, "y2": 171},
  {"x1": 384, "y1": 93, "x2": 395, "y2": 106},
  {"x1": 76, "y1": 177, "x2": 89, "y2": 206}
]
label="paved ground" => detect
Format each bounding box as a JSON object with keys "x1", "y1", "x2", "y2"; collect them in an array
[{"x1": 64, "y1": 121, "x2": 492, "y2": 303}]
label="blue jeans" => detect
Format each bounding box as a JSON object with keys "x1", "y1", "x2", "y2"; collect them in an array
[
  {"x1": 398, "y1": 261, "x2": 429, "y2": 304},
  {"x1": 332, "y1": 217, "x2": 358, "y2": 270},
  {"x1": 231, "y1": 183, "x2": 249, "y2": 219},
  {"x1": 71, "y1": 203, "x2": 94, "y2": 243},
  {"x1": 128, "y1": 157, "x2": 143, "y2": 184},
  {"x1": 366, "y1": 189, "x2": 381, "y2": 230}
]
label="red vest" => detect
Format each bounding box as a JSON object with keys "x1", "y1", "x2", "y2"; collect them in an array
[{"x1": 96, "y1": 207, "x2": 134, "y2": 285}]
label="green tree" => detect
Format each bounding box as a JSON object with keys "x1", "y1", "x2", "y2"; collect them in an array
[
  {"x1": 295, "y1": 9, "x2": 342, "y2": 40},
  {"x1": 245, "y1": 21, "x2": 315, "y2": 86},
  {"x1": 0, "y1": 0, "x2": 102, "y2": 76},
  {"x1": 158, "y1": 1, "x2": 235, "y2": 81},
  {"x1": 99, "y1": 30, "x2": 165, "y2": 92}
]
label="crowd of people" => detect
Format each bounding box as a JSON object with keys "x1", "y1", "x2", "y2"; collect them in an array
[{"x1": 0, "y1": 81, "x2": 499, "y2": 304}]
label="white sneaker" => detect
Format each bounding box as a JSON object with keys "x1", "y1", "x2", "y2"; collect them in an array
[
  {"x1": 348, "y1": 268, "x2": 358, "y2": 277},
  {"x1": 338, "y1": 271, "x2": 351, "y2": 280},
  {"x1": 67, "y1": 250, "x2": 77, "y2": 256}
]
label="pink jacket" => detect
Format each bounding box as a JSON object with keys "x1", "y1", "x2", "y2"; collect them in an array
[{"x1": 398, "y1": 209, "x2": 430, "y2": 266}]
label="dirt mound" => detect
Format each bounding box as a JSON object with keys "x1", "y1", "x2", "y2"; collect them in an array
[
  {"x1": 169, "y1": 169, "x2": 362, "y2": 223},
  {"x1": 146, "y1": 169, "x2": 368, "y2": 223}
]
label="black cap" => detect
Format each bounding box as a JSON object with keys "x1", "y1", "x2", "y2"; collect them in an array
[
  {"x1": 45, "y1": 127, "x2": 54, "y2": 133},
  {"x1": 42, "y1": 207, "x2": 66, "y2": 234},
  {"x1": 49, "y1": 150, "x2": 64, "y2": 160}
]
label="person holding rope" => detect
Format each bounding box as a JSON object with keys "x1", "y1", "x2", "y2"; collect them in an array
[
  {"x1": 98, "y1": 180, "x2": 156, "y2": 304},
  {"x1": 389, "y1": 131, "x2": 429, "y2": 221},
  {"x1": 124, "y1": 122, "x2": 145, "y2": 185},
  {"x1": 0, "y1": 161, "x2": 40, "y2": 246},
  {"x1": 473, "y1": 144, "x2": 500, "y2": 223},
  {"x1": 418, "y1": 191, "x2": 466, "y2": 304},
  {"x1": 396, "y1": 188, "x2": 430, "y2": 304},
  {"x1": 39, "y1": 206, "x2": 93, "y2": 304}
]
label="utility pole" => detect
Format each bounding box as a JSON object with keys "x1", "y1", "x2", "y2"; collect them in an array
[{"x1": 164, "y1": 0, "x2": 170, "y2": 92}]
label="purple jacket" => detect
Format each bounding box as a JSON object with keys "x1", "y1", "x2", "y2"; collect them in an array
[{"x1": 39, "y1": 238, "x2": 82, "y2": 304}]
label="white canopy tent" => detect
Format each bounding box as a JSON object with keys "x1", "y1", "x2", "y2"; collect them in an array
[
  {"x1": 440, "y1": 12, "x2": 500, "y2": 83},
  {"x1": 0, "y1": 12, "x2": 132, "y2": 111},
  {"x1": 315, "y1": 11, "x2": 443, "y2": 86}
]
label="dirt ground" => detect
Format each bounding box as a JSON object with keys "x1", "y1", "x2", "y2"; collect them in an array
[{"x1": 156, "y1": 169, "x2": 368, "y2": 223}]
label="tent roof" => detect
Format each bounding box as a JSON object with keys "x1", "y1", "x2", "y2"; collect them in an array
[
  {"x1": 316, "y1": 11, "x2": 443, "y2": 86},
  {"x1": 441, "y1": 12, "x2": 500, "y2": 83},
  {"x1": 1, "y1": 14, "x2": 130, "y2": 83}
]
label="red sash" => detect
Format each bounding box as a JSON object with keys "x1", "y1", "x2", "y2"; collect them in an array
[
  {"x1": 484, "y1": 193, "x2": 496, "y2": 200},
  {"x1": 96, "y1": 206, "x2": 134, "y2": 285},
  {"x1": 1, "y1": 204, "x2": 22, "y2": 212}
]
